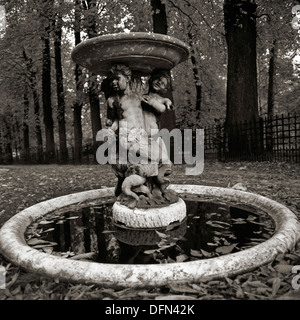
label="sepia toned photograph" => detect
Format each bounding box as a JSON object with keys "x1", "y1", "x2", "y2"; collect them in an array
[{"x1": 0, "y1": 0, "x2": 299, "y2": 307}]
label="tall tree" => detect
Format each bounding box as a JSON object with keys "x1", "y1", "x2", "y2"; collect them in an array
[
  {"x1": 156, "y1": 0, "x2": 227, "y2": 128},
  {"x1": 72, "y1": 0, "x2": 83, "y2": 164},
  {"x1": 40, "y1": 0, "x2": 56, "y2": 162},
  {"x1": 224, "y1": 0, "x2": 260, "y2": 153},
  {"x1": 54, "y1": 3, "x2": 68, "y2": 163},
  {"x1": 22, "y1": 91, "x2": 30, "y2": 163},
  {"x1": 22, "y1": 50, "x2": 44, "y2": 163},
  {"x1": 1, "y1": 112, "x2": 13, "y2": 164},
  {"x1": 187, "y1": 30, "x2": 202, "y2": 111},
  {"x1": 82, "y1": 0, "x2": 102, "y2": 157},
  {"x1": 151, "y1": 0, "x2": 176, "y2": 132}
]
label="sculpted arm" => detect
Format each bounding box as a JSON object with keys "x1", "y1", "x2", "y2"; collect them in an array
[
  {"x1": 142, "y1": 95, "x2": 173, "y2": 113},
  {"x1": 106, "y1": 97, "x2": 119, "y2": 131}
]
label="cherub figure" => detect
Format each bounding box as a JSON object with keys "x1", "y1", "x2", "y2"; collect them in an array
[
  {"x1": 141, "y1": 70, "x2": 174, "y2": 192},
  {"x1": 142, "y1": 70, "x2": 173, "y2": 137},
  {"x1": 102, "y1": 65, "x2": 175, "y2": 205},
  {"x1": 103, "y1": 64, "x2": 160, "y2": 201}
]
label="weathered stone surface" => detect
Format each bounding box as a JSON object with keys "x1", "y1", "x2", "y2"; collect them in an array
[
  {"x1": 115, "y1": 220, "x2": 187, "y2": 246},
  {"x1": 118, "y1": 189, "x2": 179, "y2": 209},
  {"x1": 112, "y1": 197, "x2": 187, "y2": 228},
  {"x1": 71, "y1": 32, "x2": 190, "y2": 75}
]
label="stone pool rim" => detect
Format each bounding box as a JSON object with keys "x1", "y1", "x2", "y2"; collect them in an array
[{"x1": 0, "y1": 184, "x2": 299, "y2": 288}]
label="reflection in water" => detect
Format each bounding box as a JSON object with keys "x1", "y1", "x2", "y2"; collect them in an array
[{"x1": 26, "y1": 200, "x2": 275, "y2": 265}]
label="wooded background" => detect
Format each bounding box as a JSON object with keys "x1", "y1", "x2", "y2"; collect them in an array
[{"x1": 0, "y1": 0, "x2": 299, "y2": 164}]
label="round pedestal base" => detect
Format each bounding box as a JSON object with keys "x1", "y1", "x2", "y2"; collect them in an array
[{"x1": 112, "y1": 197, "x2": 187, "y2": 229}]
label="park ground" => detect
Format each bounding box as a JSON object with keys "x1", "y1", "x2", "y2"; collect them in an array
[{"x1": 0, "y1": 161, "x2": 299, "y2": 300}]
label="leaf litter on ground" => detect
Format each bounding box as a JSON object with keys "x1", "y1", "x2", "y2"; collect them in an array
[{"x1": 1, "y1": 163, "x2": 300, "y2": 300}]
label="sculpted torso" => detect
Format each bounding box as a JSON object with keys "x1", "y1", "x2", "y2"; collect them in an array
[{"x1": 115, "y1": 93, "x2": 145, "y2": 131}]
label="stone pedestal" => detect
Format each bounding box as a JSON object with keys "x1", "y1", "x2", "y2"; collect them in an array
[{"x1": 112, "y1": 197, "x2": 187, "y2": 229}]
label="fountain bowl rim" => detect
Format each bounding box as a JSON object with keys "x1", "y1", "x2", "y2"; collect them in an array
[
  {"x1": 71, "y1": 32, "x2": 190, "y2": 75},
  {"x1": 0, "y1": 184, "x2": 299, "y2": 288}
]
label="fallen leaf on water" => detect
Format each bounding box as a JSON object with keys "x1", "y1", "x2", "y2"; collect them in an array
[
  {"x1": 232, "y1": 218, "x2": 247, "y2": 224},
  {"x1": 27, "y1": 238, "x2": 52, "y2": 246},
  {"x1": 200, "y1": 249, "x2": 214, "y2": 257},
  {"x1": 69, "y1": 252, "x2": 96, "y2": 260},
  {"x1": 144, "y1": 249, "x2": 158, "y2": 255},
  {"x1": 42, "y1": 247, "x2": 53, "y2": 254},
  {"x1": 214, "y1": 221, "x2": 231, "y2": 226},
  {"x1": 176, "y1": 254, "x2": 189, "y2": 262},
  {"x1": 41, "y1": 228, "x2": 55, "y2": 233},
  {"x1": 32, "y1": 242, "x2": 57, "y2": 249},
  {"x1": 65, "y1": 216, "x2": 80, "y2": 220},
  {"x1": 190, "y1": 249, "x2": 202, "y2": 258},
  {"x1": 215, "y1": 243, "x2": 238, "y2": 254},
  {"x1": 38, "y1": 220, "x2": 54, "y2": 225},
  {"x1": 207, "y1": 242, "x2": 219, "y2": 246},
  {"x1": 155, "y1": 230, "x2": 168, "y2": 239},
  {"x1": 206, "y1": 221, "x2": 226, "y2": 229}
]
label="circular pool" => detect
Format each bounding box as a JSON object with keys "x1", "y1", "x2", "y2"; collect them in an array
[{"x1": 0, "y1": 185, "x2": 299, "y2": 288}]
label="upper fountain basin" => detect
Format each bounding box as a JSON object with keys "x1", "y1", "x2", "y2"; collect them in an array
[{"x1": 71, "y1": 32, "x2": 190, "y2": 75}]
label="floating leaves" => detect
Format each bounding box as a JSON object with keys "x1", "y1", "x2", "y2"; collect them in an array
[
  {"x1": 69, "y1": 252, "x2": 96, "y2": 260},
  {"x1": 155, "y1": 230, "x2": 168, "y2": 239},
  {"x1": 38, "y1": 220, "x2": 54, "y2": 225},
  {"x1": 205, "y1": 220, "x2": 227, "y2": 228},
  {"x1": 27, "y1": 238, "x2": 57, "y2": 249},
  {"x1": 190, "y1": 249, "x2": 202, "y2": 258},
  {"x1": 232, "y1": 218, "x2": 248, "y2": 224},
  {"x1": 215, "y1": 243, "x2": 238, "y2": 254},
  {"x1": 176, "y1": 254, "x2": 189, "y2": 262}
]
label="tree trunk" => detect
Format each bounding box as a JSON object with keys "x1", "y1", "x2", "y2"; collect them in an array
[
  {"x1": 83, "y1": 0, "x2": 102, "y2": 158},
  {"x1": 41, "y1": 0, "x2": 55, "y2": 163},
  {"x1": 54, "y1": 11, "x2": 68, "y2": 164},
  {"x1": 73, "y1": 0, "x2": 83, "y2": 164},
  {"x1": 266, "y1": 40, "x2": 277, "y2": 152},
  {"x1": 13, "y1": 115, "x2": 21, "y2": 162},
  {"x1": 73, "y1": 102, "x2": 83, "y2": 164},
  {"x1": 33, "y1": 87, "x2": 44, "y2": 163},
  {"x1": 42, "y1": 35, "x2": 55, "y2": 163},
  {"x1": 88, "y1": 75, "x2": 102, "y2": 157},
  {"x1": 224, "y1": 0, "x2": 259, "y2": 154},
  {"x1": 151, "y1": 0, "x2": 176, "y2": 132},
  {"x1": 0, "y1": 129, "x2": 3, "y2": 164},
  {"x1": 188, "y1": 32, "x2": 202, "y2": 111},
  {"x1": 267, "y1": 40, "x2": 276, "y2": 118},
  {"x1": 22, "y1": 92, "x2": 30, "y2": 163},
  {"x1": 22, "y1": 50, "x2": 43, "y2": 163},
  {"x1": 2, "y1": 115, "x2": 13, "y2": 164}
]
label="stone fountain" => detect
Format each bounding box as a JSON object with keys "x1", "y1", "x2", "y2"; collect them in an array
[
  {"x1": 0, "y1": 32, "x2": 299, "y2": 288},
  {"x1": 72, "y1": 32, "x2": 190, "y2": 229}
]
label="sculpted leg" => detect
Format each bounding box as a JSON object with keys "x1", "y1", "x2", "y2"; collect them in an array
[{"x1": 121, "y1": 174, "x2": 146, "y2": 200}]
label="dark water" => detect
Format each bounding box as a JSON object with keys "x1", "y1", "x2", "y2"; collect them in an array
[{"x1": 25, "y1": 199, "x2": 275, "y2": 265}]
